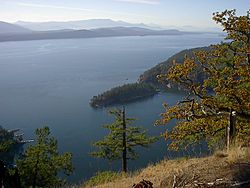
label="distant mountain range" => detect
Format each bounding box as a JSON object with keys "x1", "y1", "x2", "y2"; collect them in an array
[
  {"x1": 15, "y1": 19, "x2": 155, "y2": 31},
  {"x1": 15, "y1": 19, "x2": 223, "y2": 32},
  {"x1": 0, "y1": 21, "x2": 203, "y2": 42},
  {"x1": 0, "y1": 21, "x2": 31, "y2": 34},
  {"x1": 0, "y1": 20, "x2": 222, "y2": 42}
]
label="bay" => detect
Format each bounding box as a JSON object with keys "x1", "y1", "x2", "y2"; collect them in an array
[{"x1": 0, "y1": 34, "x2": 223, "y2": 183}]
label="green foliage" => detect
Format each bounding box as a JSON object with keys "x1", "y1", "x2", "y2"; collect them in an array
[
  {"x1": 84, "y1": 171, "x2": 123, "y2": 187},
  {"x1": 90, "y1": 47, "x2": 211, "y2": 108},
  {"x1": 0, "y1": 126, "x2": 15, "y2": 153},
  {"x1": 0, "y1": 126, "x2": 23, "y2": 165},
  {"x1": 139, "y1": 47, "x2": 210, "y2": 88},
  {"x1": 90, "y1": 83, "x2": 157, "y2": 108},
  {"x1": 16, "y1": 126, "x2": 73, "y2": 187},
  {"x1": 91, "y1": 108, "x2": 158, "y2": 170},
  {"x1": 156, "y1": 10, "x2": 250, "y2": 150}
]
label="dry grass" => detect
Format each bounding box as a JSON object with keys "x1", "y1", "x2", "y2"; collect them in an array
[
  {"x1": 227, "y1": 146, "x2": 250, "y2": 164},
  {"x1": 82, "y1": 147, "x2": 250, "y2": 188}
]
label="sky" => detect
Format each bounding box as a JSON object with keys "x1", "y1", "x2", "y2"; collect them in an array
[{"x1": 0, "y1": 0, "x2": 249, "y2": 29}]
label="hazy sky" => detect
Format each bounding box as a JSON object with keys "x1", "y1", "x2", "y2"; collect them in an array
[{"x1": 0, "y1": 0, "x2": 249, "y2": 28}]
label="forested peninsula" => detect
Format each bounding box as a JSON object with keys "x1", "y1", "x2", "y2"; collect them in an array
[
  {"x1": 139, "y1": 46, "x2": 209, "y2": 87},
  {"x1": 90, "y1": 46, "x2": 209, "y2": 108},
  {"x1": 90, "y1": 83, "x2": 157, "y2": 108}
]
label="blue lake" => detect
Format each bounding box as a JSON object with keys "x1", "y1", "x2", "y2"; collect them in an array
[{"x1": 0, "y1": 34, "x2": 223, "y2": 183}]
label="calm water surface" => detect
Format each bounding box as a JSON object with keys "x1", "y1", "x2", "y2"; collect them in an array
[{"x1": 0, "y1": 35, "x2": 223, "y2": 182}]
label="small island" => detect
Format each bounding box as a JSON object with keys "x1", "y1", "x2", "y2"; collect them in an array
[{"x1": 90, "y1": 83, "x2": 158, "y2": 108}]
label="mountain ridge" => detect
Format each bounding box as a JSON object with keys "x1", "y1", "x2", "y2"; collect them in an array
[
  {"x1": 14, "y1": 19, "x2": 222, "y2": 32},
  {"x1": 0, "y1": 21, "x2": 31, "y2": 34},
  {"x1": 0, "y1": 26, "x2": 199, "y2": 42},
  {"x1": 15, "y1": 19, "x2": 153, "y2": 31}
]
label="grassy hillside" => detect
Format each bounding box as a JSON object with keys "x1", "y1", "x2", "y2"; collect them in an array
[{"x1": 82, "y1": 147, "x2": 250, "y2": 188}]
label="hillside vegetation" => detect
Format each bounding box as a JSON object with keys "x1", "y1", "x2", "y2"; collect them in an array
[
  {"x1": 139, "y1": 46, "x2": 210, "y2": 88},
  {"x1": 90, "y1": 83, "x2": 157, "y2": 108},
  {"x1": 84, "y1": 9, "x2": 250, "y2": 188},
  {"x1": 90, "y1": 47, "x2": 209, "y2": 108},
  {"x1": 83, "y1": 147, "x2": 250, "y2": 188}
]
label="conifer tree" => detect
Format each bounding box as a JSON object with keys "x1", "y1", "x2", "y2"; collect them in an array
[
  {"x1": 0, "y1": 126, "x2": 22, "y2": 165},
  {"x1": 16, "y1": 126, "x2": 73, "y2": 187},
  {"x1": 0, "y1": 126, "x2": 16, "y2": 153},
  {"x1": 91, "y1": 107, "x2": 157, "y2": 172}
]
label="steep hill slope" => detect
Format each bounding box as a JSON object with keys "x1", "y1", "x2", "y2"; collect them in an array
[
  {"x1": 84, "y1": 147, "x2": 250, "y2": 188},
  {"x1": 89, "y1": 46, "x2": 210, "y2": 108},
  {"x1": 0, "y1": 21, "x2": 31, "y2": 34},
  {"x1": 139, "y1": 46, "x2": 210, "y2": 87}
]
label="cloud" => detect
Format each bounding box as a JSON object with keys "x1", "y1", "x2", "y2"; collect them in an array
[
  {"x1": 14, "y1": 2, "x2": 155, "y2": 19},
  {"x1": 15, "y1": 3, "x2": 96, "y2": 12},
  {"x1": 116, "y1": 0, "x2": 160, "y2": 5}
]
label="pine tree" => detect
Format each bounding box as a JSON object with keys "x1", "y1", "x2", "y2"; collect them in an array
[
  {"x1": 91, "y1": 107, "x2": 158, "y2": 172},
  {"x1": 16, "y1": 126, "x2": 73, "y2": 187},
  {"x1": 0, "y1": 126, "x2": 22, "y2": 165},
  {"x1": 0, "y1": 126, "x2": 15, "y2": 153}
]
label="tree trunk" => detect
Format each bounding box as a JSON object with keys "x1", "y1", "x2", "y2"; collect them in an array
[
  {"x1": 227, "y1": 109, "x2": 237, "y2": 151},
  {"x1": 32, "y1": 160, "x2": 38, "y2": 188},
  {"x1": 32, "y1": 152, "x2": 40, "y2": 188},
  {"x1": 122, "y1": 106, "x2": 127, "y2": 173}
]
